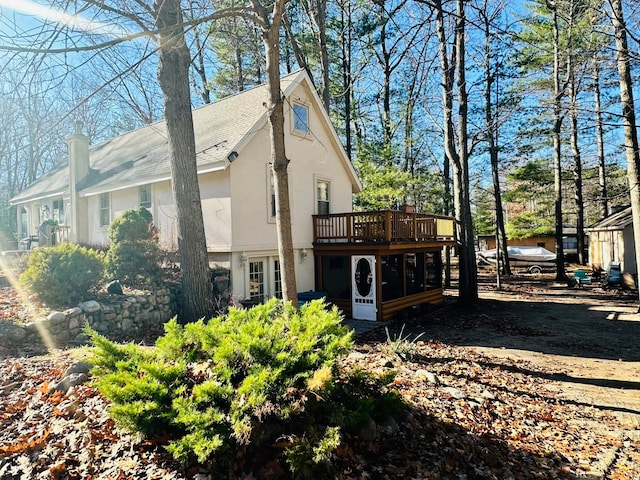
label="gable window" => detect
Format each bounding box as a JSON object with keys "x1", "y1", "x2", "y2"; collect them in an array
[
  {"x1": 139, "y1": 185, "x2": 152, "y2": 209},
  {"x1": 99, "y1": 193, "x2": 110, "y2": 227},
  {"x1": 292, "y1": 103, "x2": 309, "y2": 134},
  {"x1": 317, "y1": 180, "x2": 330, "y2": 215}
]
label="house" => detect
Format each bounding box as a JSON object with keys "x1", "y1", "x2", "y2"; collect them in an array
[
  {"x1": 10, "y1": 70, "x2": 455, "y2": 320},
  {"x1": 586, "y1": 206, "x2": 636, "y2": 275}
]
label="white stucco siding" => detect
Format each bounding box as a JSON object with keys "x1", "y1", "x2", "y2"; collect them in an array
[
  {"x1": 82, "y1": 174, "x2": 233, "y2": 252},
  {"x1": 199, "y1": 170, "x2": 232, "y2": 251},
  {"x1": 229, "y1": 82, "x2": 354, "y2": 252},
  {"x1": 86, "y1": 195, "x2": 109, "y2": 245},
  {"x1": 229, "y1": 131, "x2": 279, "y2": 250},
  {"x1": 154, "y1": 181, "x2": 178, "y2": 251},
  {"x1": 110, "y1": 188, "x2": 138, "y2": 222}
]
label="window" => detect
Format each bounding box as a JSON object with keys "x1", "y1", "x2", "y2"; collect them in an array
[
  {"x1": 274, "y1": 260, "x2": 282, "y2": 299},
  {"x1": 381, "y1": 255, "x2": 403, "y2": 301},
  {"x1": 20, "y1": 208, "x2": 28, "y2": 237},
  {"x1": 316, "y1": 180, "x2": 330, "y2": 215},
  {"x1": 52, "y1": 199, "x2": 65, "y2": 224},
  {"x1": 405, "y1": 253, "x2": 426, "y2": 296},
  {"x1": 321, "y1": 256, "x2": 350, "y2": 300},
  {"x1": 425, "y1": 252, "x2": 443, "y2": 290},
  {"x1": 99, "y1": 193, "x2": 110, "y2": 227},
  {"x1": 269, "y1": 169, "x2": 276, "y2": 218},
  {"x1": 249, "y1": 260, "x2": 265, "y2": 301},
  {"x1": 139, "y1": 185, "x2": 152, "y2": 209},
  {"x1": 293, "y1": 103, "x2": 309, "y2": 134}
]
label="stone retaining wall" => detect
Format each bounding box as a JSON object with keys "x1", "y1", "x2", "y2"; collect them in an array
[{"x1": 0, "y1": 286, "x2": 178, "y2": 351}]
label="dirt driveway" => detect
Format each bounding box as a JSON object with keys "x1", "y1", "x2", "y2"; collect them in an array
[{"x1": 380, "y1": 275, "x2": 640, "y2": 429}]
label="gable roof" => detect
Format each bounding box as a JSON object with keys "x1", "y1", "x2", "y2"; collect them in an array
[
  {"x1": 11, "y1": 70, "x2": 360, "y2": 205},
  {"x1": 586, "y1": 206, "x2": 633, "y2": 232}
]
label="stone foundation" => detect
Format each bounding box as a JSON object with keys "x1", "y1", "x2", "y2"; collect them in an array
[{"x1": 0, "y1": 286, "x2": 178, "y2": 351}]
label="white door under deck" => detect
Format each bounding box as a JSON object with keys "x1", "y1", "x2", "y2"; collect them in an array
[{"x1": 351, "y1": 255, "x2": 376, "y2": 321}]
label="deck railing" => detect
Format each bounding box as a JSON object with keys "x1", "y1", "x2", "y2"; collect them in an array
[{"x1": 313, "y1": 210, "x2": 455, "y2": 244}]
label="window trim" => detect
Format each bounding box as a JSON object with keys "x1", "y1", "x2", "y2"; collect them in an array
[
  {"x1": 273, "y1": 258, "x2": 282, "y2": 299},
  {"x1": 267, "y1": 164, "x2": 276, "y2": 222},
  {"x1": 249, "y1": 259, "x2": 265, "y2": 302},
  {"x1": 315, "y1": 177, "x2": 331, "y2": 215},
  {"x1": 139, "y1": 184, "x2": 152, "y2": 209},
  {"x1": 99, "y1": 192, "x2": 110, "y2": 227},
  {"x1": 292, "y1": 102, "x2": 310, "y2": 136}
]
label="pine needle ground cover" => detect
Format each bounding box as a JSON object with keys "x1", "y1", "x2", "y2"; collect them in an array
[{"x1": 0, "y1": 283, "x2": 639, "y2": 479}]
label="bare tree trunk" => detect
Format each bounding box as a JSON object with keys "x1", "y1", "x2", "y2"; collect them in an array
[
  {"x1": 340, "y1": 0, "x2": 353, "y2": 159},
  {"x1": 379, "y1": 5, "x2": 393, "y2": 160},
  {"x1": 435, "y1": 0, "x2": 457, "y2": 290},
  {"x1": 593, "y1": 59, "x2": 609, "y2": 218},
  {"x1": 548, "y1": 1, "x2": 568, "y2": 280},
  {"x1": 444, "y1": 154, "x2": 452, "y2": 288},
  {"x1": 309, "y1": 0, "x2": 330, "y2": 111},
  {"x1": 569, "y1": 76, "x2": 586, "y2": 265},
  {"x1": 609, "y1": 0, "x2": 640, "y2": 305},
  {"x1": 155, "y1": 0, "x2": 214, "y2": 322},
  {"x1": 190, "y1": 24, "x2": 212, "y2": 104},
  {"x1": 253, "y1": 0, "x2": 298, "y2": 305},
  {"x1": 481, "y1": 4, "x2": 510, "y2": 277},
  {"x1": 454, "y1": 0, "x2": 478, "y2": 303}
]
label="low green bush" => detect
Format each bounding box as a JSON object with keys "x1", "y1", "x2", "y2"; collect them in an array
[
  {"x1": 19, "y1": 242, "x2": 104, "y2": 306},
  {"x1": 104, "y1": 240, "x2": 162, "y2": 284},
  {"x1": 105, "y1": 208, "x2": 161, "y2": 285},
  {"x1": 108, "y1": 207, "x2": 157, "y2": 244},
  {"x1": 89, "y1": 299, "x2": 404, "y2": 478}
]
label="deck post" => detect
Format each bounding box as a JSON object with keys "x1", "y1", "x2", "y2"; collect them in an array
[{"x1": 385, "y1": 212, "x2": 392, "y2": 242}]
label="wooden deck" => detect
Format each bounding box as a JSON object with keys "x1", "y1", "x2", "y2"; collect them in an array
[{"x1": 313, "y1": 210, "x2": 455, "y2": 245}]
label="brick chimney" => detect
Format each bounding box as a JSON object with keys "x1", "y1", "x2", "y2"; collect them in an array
[{"x1": 67, "y1": 121, "x2": 89, "y2": 242}]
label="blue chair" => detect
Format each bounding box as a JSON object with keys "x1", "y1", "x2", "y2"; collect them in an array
[{"x1": 606, "y1": 262, "x2": 621, "y2": 288}]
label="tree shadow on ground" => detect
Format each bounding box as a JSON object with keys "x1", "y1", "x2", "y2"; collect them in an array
[
  {"x1": 370, "y1": 277, "x2": 640, "y2": 362},
  {"x1": 336, "y1": 402, "x2": 607, "y2": 480}
]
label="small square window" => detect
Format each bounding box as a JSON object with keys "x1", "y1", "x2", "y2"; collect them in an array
[{"x1": 293, "y1": 103, "x2": 309, "y2": 133}]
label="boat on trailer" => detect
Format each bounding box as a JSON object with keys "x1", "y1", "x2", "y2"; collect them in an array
[{"x1": 477, "y1": 246, "x2": 556, "y2": 273}]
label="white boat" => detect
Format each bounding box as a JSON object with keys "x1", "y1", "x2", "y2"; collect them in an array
[{"x1": 477, "y1": 246, "x2": 556, "y2": 273}]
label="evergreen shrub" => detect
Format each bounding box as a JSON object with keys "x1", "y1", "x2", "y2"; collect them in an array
[
  {"x1": 105, "y1": 207, "x2": 161, "y2": 284},
  {"x1": 19, "y1": 242, "x2": 104, "y2": 306},
  {"x1": 89, "y1": 299, "x2": 405, "y2": 478}
]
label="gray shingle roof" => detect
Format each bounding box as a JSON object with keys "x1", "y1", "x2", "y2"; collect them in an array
[
  {"x1": 11, "y1": 71, "x2": 304, "y2": 204},
  {"x1": 586, "y1": 206, "x2": 633, "y2": 231}
]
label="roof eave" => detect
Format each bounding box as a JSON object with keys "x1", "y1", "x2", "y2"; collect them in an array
[
  {"x1": 10, "y1": 189, "x2": 67, "y2": 206},
  {"x1": 78, "y1": 161, "x2": 228, "y2": 197}
]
